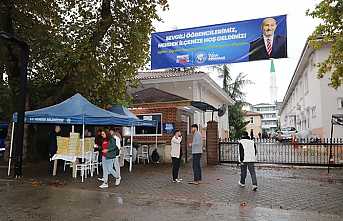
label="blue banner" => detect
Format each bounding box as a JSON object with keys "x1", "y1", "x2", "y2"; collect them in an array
[{"x1": 151, "y1": 15, "x2": 287, "y2": 69}]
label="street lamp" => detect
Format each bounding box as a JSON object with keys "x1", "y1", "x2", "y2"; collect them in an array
[{"x1": 0, "y1": 31, "x2": 29, "y2": 178}]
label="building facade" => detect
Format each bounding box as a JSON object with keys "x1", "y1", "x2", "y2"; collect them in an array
[
  {"x1": 244, "y1": 111, "x2": 263, "y2": 138},
  {"x1": 131, "y1": 71, "x2": 235, "y2": 139},
  {"x1": 251, "y1": 103, "x2": 280, "y2": 135},
  {"x1": 279, "y1": 41, "x2": 343, "y2": 138}
]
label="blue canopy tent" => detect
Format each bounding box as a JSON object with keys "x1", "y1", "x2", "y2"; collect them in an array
[{"x1": 9, "y1": 94, "x2": 155, "y2": 177}]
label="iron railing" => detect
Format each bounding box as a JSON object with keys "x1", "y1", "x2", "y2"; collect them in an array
[{"x1": 219, "y1": 138, "x2": 343, "y2": 166}]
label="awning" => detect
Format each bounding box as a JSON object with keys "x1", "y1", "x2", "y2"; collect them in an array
[{"x1": 191, "y1": 101, "x2": 218, "y2": 112}]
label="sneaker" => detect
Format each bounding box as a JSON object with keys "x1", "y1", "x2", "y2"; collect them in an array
[
  {"x1": 99, "y1": 183, "x2": 108, "y2": 188},
  {"x1": 175, "y1": 179, "x2": 181, "y2": 183},
  {"x1": 172, "y1": 180, "x2": 177, "y2": 183},
  {"x1": 188, "y1": 181, "x2": 199, "y2": 185},
  {"x1": 115, "y1": 177, "x2": 121, "y2": 186},
  {"x1": 177, "y1": 178, "x2": 183, "y2": 181},
  {"x1": 252, "y1": 185, "x2": 258, "y2": 191},
  {"x1": 238, "y1": 181, "x2": 245, "y2": 187},
  {"x1": 97, "y1": 178, "x2": 105, "y2": 182}
]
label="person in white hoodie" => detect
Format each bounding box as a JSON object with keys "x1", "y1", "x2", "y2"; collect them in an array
[
  {"x1": 171, "y1": 130, "x2": 182, "y2": 183},
  {"x1": 238, "y1": 131, "x2": 258, "y2": 191}
]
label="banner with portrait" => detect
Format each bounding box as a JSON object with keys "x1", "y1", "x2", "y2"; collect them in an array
[{"x1": 151, "y1": 15, "x2": 287, "y2": 69}]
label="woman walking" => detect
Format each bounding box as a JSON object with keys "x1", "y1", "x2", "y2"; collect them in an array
[
  {"x1": 98, "y1": 130, "x2": 120, "y2": 188},
  {"x1": 171, "y1": 130, "x2": 182, "y2": 183}
]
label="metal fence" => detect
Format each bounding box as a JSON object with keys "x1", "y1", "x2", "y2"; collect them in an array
[{"x1": 219, "y1": 138, "x2": 343, "y2": 166}]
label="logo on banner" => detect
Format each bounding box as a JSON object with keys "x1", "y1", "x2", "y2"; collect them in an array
[
  {"x1": 195, "y1": 52, "x2": 207, "y2": 64},
  {"x1": 176, "y1": 54, "x2": 190, "y2": 64}
]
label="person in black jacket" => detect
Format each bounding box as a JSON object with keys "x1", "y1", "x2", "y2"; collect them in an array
[
  {"x1": 238, "y1": 131, "x2": 258, "y2": 191},
  {"x1": 94, "y1": 129, "x2": 103, "y2": 163},
  {"x1": 48, "y1": 125, "x2": 61, "y2": 175}
]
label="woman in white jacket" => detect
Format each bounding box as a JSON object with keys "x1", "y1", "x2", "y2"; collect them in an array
[{"x1": 171, "y1": 130, "x2": 182, "y2": 183}]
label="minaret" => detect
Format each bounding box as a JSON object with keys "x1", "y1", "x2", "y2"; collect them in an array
[{"x1": 270, "y1": 59, "x2": 278, "y2": 104}]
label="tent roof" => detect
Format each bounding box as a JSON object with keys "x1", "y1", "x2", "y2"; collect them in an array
[
  {"x1": 13, "y1": 94, "x2": 154, "y2": 126},
  {"x1": 108, "y1": 105, "x2": 138, "y2": 120}
]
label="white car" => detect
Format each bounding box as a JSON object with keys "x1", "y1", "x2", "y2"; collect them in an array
[{"x1": 277, "y1": 127, "x2": 297, "y2": 142}]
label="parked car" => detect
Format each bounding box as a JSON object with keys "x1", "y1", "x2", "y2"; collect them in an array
[{"x1": 277, "y1": 127, "x2": 297, "y2": 142}]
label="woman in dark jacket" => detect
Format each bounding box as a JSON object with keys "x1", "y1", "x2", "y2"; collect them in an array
[
  {"x1": 94, "y1": 129, "x2": 103, "y2": 163},
  {"x1": 97, "y1": 130, "x2": 119, "y2": 188}
]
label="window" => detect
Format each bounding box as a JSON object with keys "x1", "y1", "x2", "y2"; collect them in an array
[
  {"x1": 299, "y1": 80, "x2": 303, "y2": 97},
  {"x1": 338, "y1": 98, "x2": 343, "y2": 109},
  {"x1": 250, "y1": 117, "x2": 254, "y2": 124},
  {"x1": 311, "y1": 106, "x2": 316, "y2": 118},
  {"x1": 135, "y1": 113, "x2": 162, "y2": 136},
  {"x1": 304, "y1": 72, "x2": 309, "y2": 94}
]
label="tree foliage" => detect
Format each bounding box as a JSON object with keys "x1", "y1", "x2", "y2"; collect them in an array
[
  {"x1": 307, "y1": 0, "x2": 343, "y2": 88},
  {"x1": 219, "y1": 65, "x2": 252, "y2": 139},
  {"x1": 228, "y1": 101, "x2": 249, "y2": 140},
  {"x1": 0, "y1": 0, "x2": 168, "y2": 120}
]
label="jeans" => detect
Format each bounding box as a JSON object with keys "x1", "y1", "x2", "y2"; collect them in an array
[
  {"x1": 113, "y1": 157, "x2": 121, "y2": 179},
  {"x1": 192, "y1": 153, "x2": 202, "y2": 182},
  {"x1": 240, "y1": 162, "x2": 257, "y2": 186},
  {"x1": 102, "y1": 157, "x2": 118, "y2": 183},
  {"x1": 171, "y1": 157, "x2": 181, "y2": 181}
]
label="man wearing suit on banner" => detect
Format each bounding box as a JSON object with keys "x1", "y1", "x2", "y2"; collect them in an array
[{"x1": 249, "y1": 17, "x2": 287, "y2": 61}]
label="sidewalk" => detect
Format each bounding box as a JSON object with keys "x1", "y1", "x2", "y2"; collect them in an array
[{"x1": 1, "y1": 162, "x2": 343, "y2": 220}]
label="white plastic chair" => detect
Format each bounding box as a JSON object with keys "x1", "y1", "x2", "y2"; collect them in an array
[
  {"x1": 75, "y1": 151, "x2": 92, "y2": 182},
  {"x1": 91, "y1": 151, "x2": 100, "y2": 175},
  {"x1": 137, "y1": 145, "x2": 149, "y2": 164},
  {"x1": 63, "y1": 161, "x2": 72, "y2": 172}
]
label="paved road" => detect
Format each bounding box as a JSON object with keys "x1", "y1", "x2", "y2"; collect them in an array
[{"x1": 1, "y1": 163, "x2": 343, "y2": 220}]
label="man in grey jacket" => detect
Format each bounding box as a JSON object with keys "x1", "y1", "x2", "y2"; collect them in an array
[{"x1": 189, "y1": 124, "x2": 203, "y2": 185}]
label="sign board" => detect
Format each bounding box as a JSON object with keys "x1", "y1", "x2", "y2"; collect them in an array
[
  {"x1": 163, "y1": 123, "x2": 175, "y2": 134},
  {"x1": 151, "y1": 15, "x2": 287, "y2": 69}
]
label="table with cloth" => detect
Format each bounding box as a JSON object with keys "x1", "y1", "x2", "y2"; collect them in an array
[{"x1": 52, "y1": 133, "x2": 95, "y2": 178}]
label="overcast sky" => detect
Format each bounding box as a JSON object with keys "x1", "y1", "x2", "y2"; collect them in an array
[{"x1": 153, "y1": 0, "x2": 321, "y2": 105}]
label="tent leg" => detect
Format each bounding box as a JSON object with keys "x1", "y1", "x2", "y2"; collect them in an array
[
  {"x1": 7, "y1": 122, "x2": 15, "y2": 176},
  {"x1": 155, "y1": 123, "x2": 158, "y2": 150},
  {"x1": 129, "y1": 126, "x2": 133, "y2": 172},
  {"x1": 72, "y1": 125, "x2": 75, "y2": 133},
  {"x1": 82, "y1": 123, "x2": 85, "y2": 182}
]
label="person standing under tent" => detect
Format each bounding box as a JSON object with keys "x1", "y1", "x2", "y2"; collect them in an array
[
  {"x1": 171, "y1": 129, "x2": 182, "y2": 183},
  {"x1": 188, "y1": 124, "x2": 203, "y2": 185},
  {"x1": 97, "y1": 130, "x2": 120, "y2": 188},
  {"x1": 94, "y1": 129, "x2": 103, "y2": 163},
  {"x1": 238, "y1": 131, "x2": 258, "y2": 191}
]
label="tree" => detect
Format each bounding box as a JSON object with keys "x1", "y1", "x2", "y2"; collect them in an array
[
  {"x1": 307, "y1": 0, "x2": 343, "y2": 88},
  {"x1": 228, "y1": 101, "x2": 248, "y2": 139},
  {"x1": 222, "y1": 65, "x2": 231, "y2": 94},
  {"x1": 0, "y1": 0, "x2": 169, "y2": 114},
  {"x1": 0, "y1": 0, "x2": 168, "y2": 159},
  {"x1": 218, "y1": 65, "x2": 252, "y2": 139}
]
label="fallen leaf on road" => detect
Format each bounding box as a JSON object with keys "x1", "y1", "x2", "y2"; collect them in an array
[
  {"x1": 48, "y1": 180, "x2": 66, "y2": 187},
  {"x1": 31, "y1": 181, "x2": 42, "y2": 187},
  {"x1": 240, "y1": 202, "x2": 247, "y2": 207}
]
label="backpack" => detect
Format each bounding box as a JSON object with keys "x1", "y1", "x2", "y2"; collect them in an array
[{"x1": 151, "y1": 149, "x2": 160, "y2": 163}]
